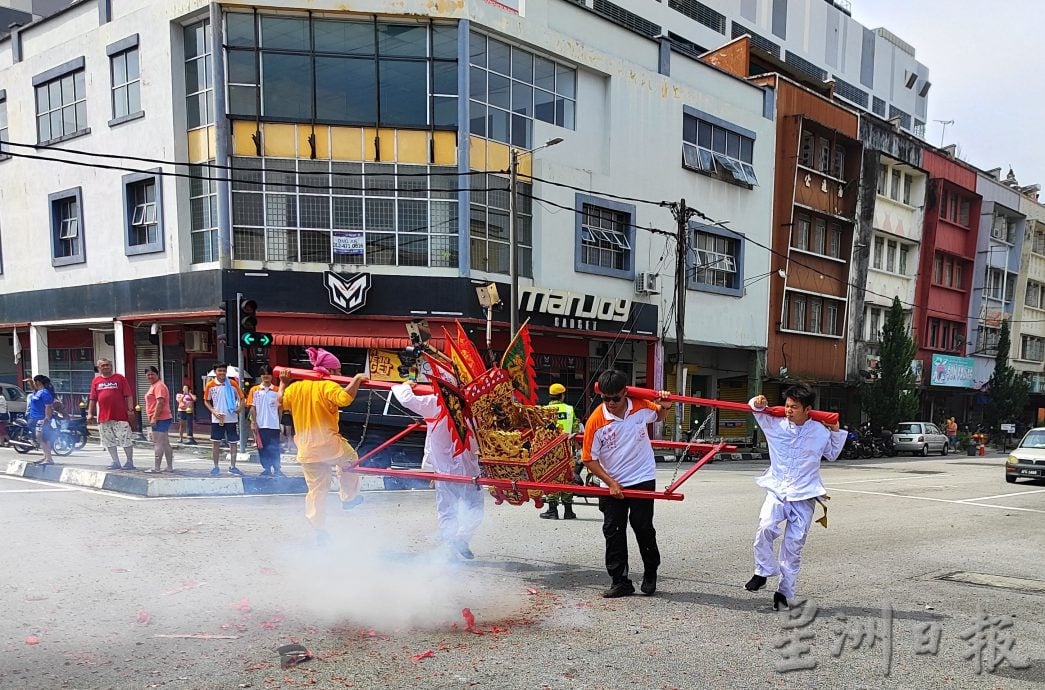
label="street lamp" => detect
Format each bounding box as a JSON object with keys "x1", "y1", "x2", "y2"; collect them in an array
[{"x1": 509, "y1": 137, "x2": 565, "y2": 337}]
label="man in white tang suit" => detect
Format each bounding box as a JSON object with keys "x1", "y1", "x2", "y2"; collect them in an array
[
  {"x1": 744, "y1": 382, "x2": 847, "y2": 611},
  {"x1": 392, "y1": 380, "x2": 484, "y2": 559}
]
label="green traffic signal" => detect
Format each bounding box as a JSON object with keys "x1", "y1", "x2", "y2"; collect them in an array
[{"x1": 241, "y1": 332, "x2": 273, "y2": 348}]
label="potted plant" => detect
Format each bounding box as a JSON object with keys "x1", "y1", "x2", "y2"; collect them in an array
[{"x1": 959, "y1": 431, "x2": 976, "y2": 456}]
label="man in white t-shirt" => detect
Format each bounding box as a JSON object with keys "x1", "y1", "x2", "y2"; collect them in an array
[
  {"x1": 581, "y1": 369, "x2": 670, "y2": 598},
  {"x1": 247, "y1": 366, "x2": 285, "y2": 477}
]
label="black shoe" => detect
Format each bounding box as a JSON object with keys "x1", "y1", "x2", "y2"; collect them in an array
[
  {"x1": 773, "y1": 592, "x2": 789, "y2": 611},
  {"x1": 539, "y1": 506, "x2": 559, "y2": 519},
  {"x1": 640, "y1": 573, "x2": 657, "y2": 595},
  {"x1": 602, "y1": 581, "x2": 635, "y2": 598},
  {"x1": 745, "y1": 574, "x2": 767, "y2": 592},
  {"x1": 454, "y1": 540, "x2": 475, "y2": 560},
  {"x1": 562, "y1": 506, "x2": 577, "y2": 520}
]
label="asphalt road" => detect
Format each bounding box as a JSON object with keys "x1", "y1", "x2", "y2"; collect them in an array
[{"x1": 1, "y1": 453, "x2": 1043, "y2": 689}]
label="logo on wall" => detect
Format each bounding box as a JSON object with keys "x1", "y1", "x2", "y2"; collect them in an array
[{"x1": 325, "y1": 271, "x2": 371, "y2": 315}]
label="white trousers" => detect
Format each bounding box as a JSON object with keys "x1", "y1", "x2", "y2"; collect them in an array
[
  {"x1": 752, "y1": 493, "x2": 816, "y2": 599},
  {"x1": 436, "y1": 481, "x2": 485, "y2": 545}
]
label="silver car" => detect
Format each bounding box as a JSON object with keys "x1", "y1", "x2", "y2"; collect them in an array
[
  {"x1": 892, "y1": 422, "x2": 950, "y2": 456},
  {"x1": 0, "y1": 381, "x2": 28, "y2": 418}
]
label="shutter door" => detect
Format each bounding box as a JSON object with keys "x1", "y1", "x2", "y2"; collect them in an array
[
  {"x1": 716, "y1": 376, "x2": 749, "y2": 439},
  {"x1": 135, "y1": 345, "x2": 160, "y2": 416}
]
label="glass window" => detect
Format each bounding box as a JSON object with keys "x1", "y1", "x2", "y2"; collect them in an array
[
  {"x1": 825, "y1": 302, "x2": 839, "y2": 336},
  {"x1": 886, "y1": 240, "x2": 897, "y2": 272},
  {"x1": 810, "y1": 299, "x2": 823, "y2": 333},
  {"x1": 890, "y1": 169, "x2": 901, "y2": 200},
  {"x1": 377, "y1": 23, "x2": 428, "y2": 57},
  {"x1": 811, "y1": 219, "x2": 826, "y2": 254},
  {"x1": 261, "y1": 16, "x2": 310, "y2": 50},
  {"x1": 127, "y1": 176, "x2": 161, "y2": 250},
  {"x1": 262, "y1": 53, "x2": 314, "y2": 120},
  {"x1": 899, "y1": 245, "x2": 909, "y2": 275},
  {"x1": 933, "y1": 254, "x2": 943, "y2": 283},
  {"x1": 315, "y1": 56, "x2": 376, "y2": 122},
  {"x1": 791, "y1": 295, "x2": 806, "y2": 331},
  {"x1": 225, "y1": 13, "x2": 256, "y2": 47},
  {"x1": 184, "y1": 20, "x2": 213, "y2": 129},
  {"x1": 828, "y1": 224, "x2": 842, "y2": 258},
  {"x1": 873, "y1": 236, "x2": 884, "y2": 269},
  {"x1": 681, "y1": 114, "x2": 756, "y2": 187},
  {"x1": 581, "y1": 203, "x2": 632, "y2": 272},
  {"x1": 313, "y1": 19, "x2": 374, "y2": 54},
  {"x1": 794, "y1": 216, "x2": 809, "y2": 251},
  {"x1": 903, "y1": 174, "x2": 913, "y2": 205},
  {"x1": 36, "y1": 69, "x2": 88, "y2": 141},
  {"x1": 110, "y1": 47, "x2": 141, "y2": 119}
]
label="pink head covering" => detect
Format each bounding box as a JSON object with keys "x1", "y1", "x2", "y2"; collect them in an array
[{"x1": 306, "y1": 347, "x2": 341, "y2": 376}]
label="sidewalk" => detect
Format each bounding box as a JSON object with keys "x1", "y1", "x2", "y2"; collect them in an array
[{"x1": 2, "y1": 437, "x2": 391, "y2": 498}]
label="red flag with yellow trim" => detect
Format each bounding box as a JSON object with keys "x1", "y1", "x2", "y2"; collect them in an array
[
  {"x1": 500, "y1": 322, "x2": 538, "y2": 405},
  {"x1": 445, "y1": 322, "x2": 486, "y2": 382},
  {"x1": 430, "y1": 377, "x2": 472, "y2": 456}
]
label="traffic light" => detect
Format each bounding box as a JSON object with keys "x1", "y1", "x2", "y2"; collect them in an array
[{"x1": 237, "y1": 296, "x2": 272, "y2": 349}]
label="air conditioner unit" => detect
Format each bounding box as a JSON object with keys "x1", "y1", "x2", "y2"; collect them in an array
[
  {"x1": 185, "y1": 331, "x2": 210, "y2": 353},
  {"x1": 635, "y1": 272, "x2": 660, "y2": 295}
]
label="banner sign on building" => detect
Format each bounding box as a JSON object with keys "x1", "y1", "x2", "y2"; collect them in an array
[
  {"x1": 930, "y1": 354, "x2": 975, "y2": 388},
  {"x1": 332, "y1": 231, "x2": 365, "y2": 256}
]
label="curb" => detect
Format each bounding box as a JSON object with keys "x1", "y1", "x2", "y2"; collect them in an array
[{"x1": 4, "y1": 459, "x2": 393, "y2": 498}]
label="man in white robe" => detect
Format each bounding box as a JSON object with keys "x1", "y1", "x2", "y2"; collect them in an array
[
  {"x1": 392, "y1": 381, "x2": 484, "y2": 559},
  {"x1": 745, "y1": 383, "x2": 847, "y2": 610}
]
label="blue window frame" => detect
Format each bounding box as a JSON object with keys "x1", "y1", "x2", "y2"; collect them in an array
[
  {"x1": 688, "y1": 222, "x2": 744, "y2": 296},
  {"x1": 574, "y1": 193, "x2": 635, "y2": 280},
  {"x1": 49, "y1": 187, "x2": 86, "y2": 267},
  {"x1": 123, "y1": 170, "x2": 164, "y2": 255}
]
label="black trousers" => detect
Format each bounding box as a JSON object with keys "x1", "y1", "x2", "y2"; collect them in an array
[{"x1": 599, "y1": 479, "x2": 660, "y2": 584}]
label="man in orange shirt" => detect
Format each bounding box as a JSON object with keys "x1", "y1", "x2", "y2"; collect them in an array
[{"x1": 277, "y1": 348, "x2": 367, "y2": 544}]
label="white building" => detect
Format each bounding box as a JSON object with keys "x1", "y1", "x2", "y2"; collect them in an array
[
  {"x1": 1014, "y1": 184, "x2": 1045, "y2": 402},
  {"x1": 0, "y1": 0, "x2": 776, "y2": 435}
]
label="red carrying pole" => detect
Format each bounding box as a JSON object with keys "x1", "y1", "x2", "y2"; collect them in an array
[
  {"x1": 604, "y1": 383, "x2": 839, "y2": 426},
  {"x1": 272, "y1": 366, "x2": 435, "y2": 395},
  {"x1": 355, "y1": 422, "x2": 425, "y2": 464},
  {"x1": 347, "y1": 465, "x2": 685, "y2": 501},
  {"x1": 665, "y1": 442, "x2": 725, "y2": 494}
]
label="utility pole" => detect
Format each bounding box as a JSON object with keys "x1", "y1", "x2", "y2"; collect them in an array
[
  {"x1": 668, "y1": 199, "x2": 698, "y2": 442},
  {"x1": 509, "y1": 148, "x2": 520, "y2": 338},
  {"x1": 236, "y1": 292, "x2": 247, "y2": 454}
]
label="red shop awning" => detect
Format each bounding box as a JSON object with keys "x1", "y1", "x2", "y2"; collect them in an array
[{"x1": 273, "y1": 333, "x2": 445, "y2": 350}]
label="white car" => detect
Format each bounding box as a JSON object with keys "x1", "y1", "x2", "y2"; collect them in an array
[
  {"x1": 892, "y1": 422, "x2": 950, "y2": 456},
  {"x1": 1005, "y1": 427, "x2": 1045, "y2": 483},
  {"x1": 0, "y1": 382, "x2": 28, "y2": 418}
]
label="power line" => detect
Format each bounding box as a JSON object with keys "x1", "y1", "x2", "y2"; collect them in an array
[
  {"x1": 517, "y1": 192, "x2": 675, "y2": 237},
  {"x1": 525, "y1": 173, "x2": 670, "y2": 207},
  {"x1": 1, "y1": 139, "x2": 490, "y2": 177},
  {"x1": 0, "y1": 147, "x2": 494, "y2": 196},
  {"x1": 687, "y1": 206, "x2": 1045, "y2": 325}
]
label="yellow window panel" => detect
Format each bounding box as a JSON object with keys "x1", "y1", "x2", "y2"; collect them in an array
[
  {"x1": 363, "y1": 128, "x2": 379, "y2": 161},
  {"x1": 263, "y1": 123, "x2": 297, "y2": 158},
  {"x1": 433, "y1": 130, "x2": 458, "y2": 166},
  {"x1": 231, "y1": 120, "x2": 258, "y2": 157},
  {"x1": 331, "y1": 126, "x2": 364, "y2": 161},
  {"x1": 486, "y1": 139, "x2": 510, "y2": 174},
  {"x1": 296, "y1": 125, "x2": 331, "y2": 160},
  {"x1": 186, "y1": 126, "x2": 215, "y2": 164},
  {"x1": 469, "y1": 135, "x2": 487, "y2": 172},
  {"x1": 396, "y1": 129, "x2": 428, "y2": 164}
]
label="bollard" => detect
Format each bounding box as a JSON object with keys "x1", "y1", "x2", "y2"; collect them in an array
[
  {"x1": 134, "y1": 404, "x2": 147, "y2": 441},
  {"x1": 978, "y1": 445, "x2": 985, "y2": 457}
]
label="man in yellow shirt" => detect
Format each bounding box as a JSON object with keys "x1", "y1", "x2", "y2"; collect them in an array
[{"x1": 277, "y1": 348, "x2": 367, "y2": 543}]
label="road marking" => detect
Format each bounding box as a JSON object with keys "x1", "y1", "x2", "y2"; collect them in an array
[
  {"x1": 937, "y1": 571, "x2": 1045, "y2": 593},
  {"x1": 826, "y1": 475, "x2": 946, "y2": 486},
  {"x1": 0, "y1": 487, "x2": 76, "y2": 493},
  {"x1": 961, "y1": 488, "x2": 1045, "y2": 502},
  {"x1": 827, "y1": 487, "x2": 1045, "y2": 514}
]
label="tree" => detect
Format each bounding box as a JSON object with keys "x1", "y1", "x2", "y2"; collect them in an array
[
  {"x1": 983, "y1": 319, "x2": 1028, "y2": 443},
  {"x1": 862, "y1": 297, "x2": 919, "y2": 432}
]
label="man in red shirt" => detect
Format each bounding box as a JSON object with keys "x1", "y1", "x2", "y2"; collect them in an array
[{"x1": 86, "y1": 357, "x2": 136, "y2": 470}]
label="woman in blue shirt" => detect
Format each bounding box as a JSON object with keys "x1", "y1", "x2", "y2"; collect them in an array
[{"x1": 26, "y1": 375, "x2": 57, "y2": 465}]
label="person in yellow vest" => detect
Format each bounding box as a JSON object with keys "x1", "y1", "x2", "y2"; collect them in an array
[{"x1": 540, "y1": 383, "x2": 578, "y2": 520}]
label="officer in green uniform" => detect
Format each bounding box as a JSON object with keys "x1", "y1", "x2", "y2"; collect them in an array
[{"x1": 540, "y1": 383, "x2": 578, "y2": 520}]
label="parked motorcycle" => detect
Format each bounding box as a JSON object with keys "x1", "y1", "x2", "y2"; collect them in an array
[
  {"x1": 59, "y1": 416, "x2": 89, "y2": 450},
  {"x1": 7, "y1": 417, "x2": 73, "y2": 456}
]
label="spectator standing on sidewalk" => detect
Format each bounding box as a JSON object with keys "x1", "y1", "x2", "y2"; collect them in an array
[
  {"x1": 581, "y1": 369, "x2": 671, "y2": 598},
  {"x1": 176, "y1": 385, "x2": 198, "y2": 445},
  {"x1": 203, "y1": 363, "x2": 244, "y2": 476},
  {"x1": 248, "y1": 366, "x2": 285, "y2": 477},
  {"x1": 144, "y1": 366, "x2": 174, "y2": 473},
  {"x1": 86, "y1": 358, "x2": 136, "y2": 471},
  {"x1": 277, "y1": 347, "x2": 367, "y2": 545},
  {"x1": 27, "y1": 375, "x2": 58, "y2": 466}
]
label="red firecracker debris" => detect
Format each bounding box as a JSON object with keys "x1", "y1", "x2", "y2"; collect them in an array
[
  {"x1": 233, "y1": 597, "x2": 252, "y2": 614},
  {"x1": 527, "y1": 588, "x2": 539, "y2": 595},
  {"x1": 136, "y1": 610, "x2": 152, "y2": 624},
  {"x1": 112, "y1": 568, "x2": 129, "y2": 573},
  {"x1": 162, "y1": 580, "x2": 204, "y2": 596},
  {"x1": 411, "y1": 650, "x2": 435, "y2": 662},
  {"x1": 24, "y1": 595, "x2": 48, "y2": 602},
  {"x1": 25, "y1": 635, "x2": 40, "y2": 645},
  {"x1": 260, "y1": 614, "x2": 284, "y2": 630},
  {"x1": 461, "y1": 608, "x2": 476, "y2": 633},
  {"x1": 260, "y1": 567, "x2": 279, "y2": 576}
]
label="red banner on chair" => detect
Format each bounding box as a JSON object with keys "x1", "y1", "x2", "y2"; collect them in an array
[
  {"x1": 431, "y1": 377, "x2": 473, "y2": 456},
  {"x1": 500, "y1": 322, "x2": 538, "y2": 405}
]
